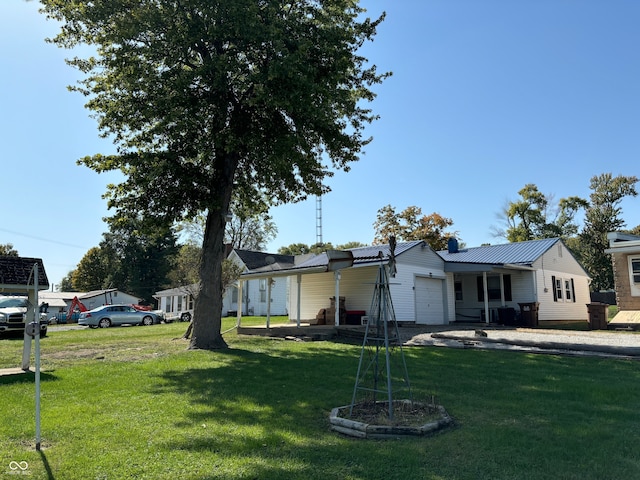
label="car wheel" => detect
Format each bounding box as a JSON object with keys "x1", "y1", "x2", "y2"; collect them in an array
[
  {"x1": 98, "y1": 318, "x2": 111, "y2": 328},
  {"x1": 141, "y1": 315, "x2": 154, "y2": 326},
  {"x1": 181, "y1": 312, "x2": 192, "y2": 322}
]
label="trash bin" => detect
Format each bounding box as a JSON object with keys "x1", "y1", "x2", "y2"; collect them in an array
[
  {"x1": 518, "y1": 302, "x2": 539, "y2": 327},
  {"x1": 498, "y1": 307, "x2": 517, "y2": 326},
  {"x1": 587, "y1": 303, "x2": 609, "y2": 330}
]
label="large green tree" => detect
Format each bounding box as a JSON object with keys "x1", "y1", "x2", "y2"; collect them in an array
[
  {"x1": 578, "y1": 173, "x2": 638, "y2": 291},
  {"x1": 41, "y1": 0, "x2": 388, "y2": 349},
  {"x1": 497, "y1": 184, "x2": 588, "y2": 242}
]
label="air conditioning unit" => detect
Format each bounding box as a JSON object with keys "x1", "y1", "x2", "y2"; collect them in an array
[{"x1": 361, "y1": 315, "x2": 369, "y2": 325}]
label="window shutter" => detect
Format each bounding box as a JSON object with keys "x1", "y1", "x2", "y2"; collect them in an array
[
  {"x1": 552, "y1": 276, "x2": 557, "y2": 302},
  {"x1": 504, "y1": 274, "x2": 512, "y2": 301},
  {"x1": 571, "y1": 278, "x2": 576, "y2": 303},
  {"x1": 477, "y1": 276, "x2": 484, "y2": 302}
]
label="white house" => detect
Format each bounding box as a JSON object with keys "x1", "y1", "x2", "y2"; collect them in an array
[
  {"x1": 238, "y1": 238, "x2": 592, "y2": 327},
  {"x1": 223, "y1": 249, "x2": 293, "y2": 316},
  {"x1": 439, "y1": 237, "x2": 591, "y2": 325}
]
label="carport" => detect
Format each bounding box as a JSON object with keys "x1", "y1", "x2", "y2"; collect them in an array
[{"x1": 0, "y1": 256, "x2": 49, "y2": 369}]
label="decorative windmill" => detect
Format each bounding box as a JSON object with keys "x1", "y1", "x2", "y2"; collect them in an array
[{"x1": 349, "y1": 236, "x2": 412, "y2": 421}]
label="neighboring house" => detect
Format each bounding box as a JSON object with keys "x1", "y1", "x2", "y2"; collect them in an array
[
  {"x1": 239, "y1": 238, "x2": 591, "y2": 326},
  {"x1": 605, "y1": 232, "x2": 640, "y2": 327},
  {"x1": 224, "y1": 249, "x2": 294, "y2": 316},
  {"x1": 77, "y1": 289, "x2": 142, "y2": 310},
  {"x1": 154, "y1": 285, "x2": 196, "y2": 322}
]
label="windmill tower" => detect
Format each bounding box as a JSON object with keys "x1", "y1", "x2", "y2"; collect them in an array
[{"x1": 349, "y1": 237, "x2": 412, "y2": 420}]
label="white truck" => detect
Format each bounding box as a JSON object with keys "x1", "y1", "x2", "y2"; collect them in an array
[{"x1": 0, "y1": 296, "x2": 48, "y2": 336}]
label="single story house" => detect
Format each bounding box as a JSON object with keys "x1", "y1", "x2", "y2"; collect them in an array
[
  {"x1": 224, "y1": 249, "x2": 293, "y2": 317},
  {"x1": 605, "y1": 232, "x2": 640, "y2": 327},
  {"x1": 238, "y1": 237, "x2": 591, "y2": 327}
]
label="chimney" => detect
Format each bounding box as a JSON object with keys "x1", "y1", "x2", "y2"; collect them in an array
[{"x1": 447, "y1": 237, "x2": 459, "y2": 253}]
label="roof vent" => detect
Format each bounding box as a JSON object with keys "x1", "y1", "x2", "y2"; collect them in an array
[{"x1": 447, "y1": 238, "x2": 459, "y2": 253}]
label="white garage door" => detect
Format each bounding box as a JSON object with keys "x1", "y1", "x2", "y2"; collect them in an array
[{"x1": 415, "y1": 277, "x2": 444, "y2": 325}]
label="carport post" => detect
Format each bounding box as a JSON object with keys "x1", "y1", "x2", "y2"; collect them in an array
[
  {"x1": 296, "y1": 274, "x2": 302, "y2": 328},
  {"x1": 334, "y1": 270, "x2": 341, "y2": 326},
  {"x1": 483, "y1": 271, "x2": 490, "y2": 325},
  {"x1": 266, "y1": 277, "x2": 272, "y2": 328}
]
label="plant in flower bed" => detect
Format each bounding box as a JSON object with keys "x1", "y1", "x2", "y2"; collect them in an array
[{"x1": 347, "y1": 399, "x2": 443, "y2": 427}]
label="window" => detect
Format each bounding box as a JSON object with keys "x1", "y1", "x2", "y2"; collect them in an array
[
  {"x1": 631, "y1": 258, "x2": 640, "y2": 284},
  {"x1": 554, "y1": 277, "x2": 563, "y2": 301},
  {"x1": 564, "y1": 280, "x2": 572, "y2": 301},
  {"x1": 177, "y1": 296, "x2": 182, "y2": 312},
  {"x1": 552, "y1": 276, "x2": 576, "y2": 302},
  {"x1": 477, "y1": 275, "x2": 512, "y2": 302},
  {"x1": 628, "y1": 256, "x2": 640, "y2": 296},
  {"x1": 231, "y1": 287, "x2": 238, "y2": 303},
  {"x1": 454, "y1": 281, "x2": 463, "y2": 301},
  {"x1": 259, "y1": 279, "x2": 267, "y2": 303}
]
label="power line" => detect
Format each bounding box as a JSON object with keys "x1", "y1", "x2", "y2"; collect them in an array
[{"x1": 0, "y1": 228, "x2": 89, "y2": 250}]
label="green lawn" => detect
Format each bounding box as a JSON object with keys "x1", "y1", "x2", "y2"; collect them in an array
[{"x1": 1, "y1": 319, "x2": 639, "y2": 479}]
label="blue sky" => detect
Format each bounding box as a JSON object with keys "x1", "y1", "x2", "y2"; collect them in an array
[{"x1": 2, "y1": 0, "x2": 639, "y2": 288}]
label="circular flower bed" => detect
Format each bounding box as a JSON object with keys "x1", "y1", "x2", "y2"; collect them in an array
[{"x1": 329, "y1": 399, "x2": 453, "y2": 439}]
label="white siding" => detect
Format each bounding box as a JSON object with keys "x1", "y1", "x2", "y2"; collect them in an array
[
  {"x1": 532, "y1": 244, "x2": 590, "y2": 322},
  {"x1": 414, "y1": 277, "x2": 445, "y2": 324},
  {"x1": 288, "y1": 243, "x2": 451, "y2": 325}
]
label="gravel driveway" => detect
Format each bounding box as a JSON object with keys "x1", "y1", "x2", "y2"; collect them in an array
[{"x1": 399, "y1": 326, "x2": 640, "y2": 358}]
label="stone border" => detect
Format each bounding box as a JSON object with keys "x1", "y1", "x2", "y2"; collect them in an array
[{"x1": 329, "y1": 400, "x2": 453, "y2": 439}]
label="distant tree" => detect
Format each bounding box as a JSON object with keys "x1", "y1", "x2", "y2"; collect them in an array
[
  {"x1": 373, "y1": 205, "x2": 457, "y2": 250},
  {"x1": 578, "y1": 173, "x2": 638, "y2": 291},
  {"x1": 168, "y1": 244, "x2": 202, "y2": 288},
  {"x1": 277, "y1": 242, "x2": 341, "y2": 255},
  {"x1": 336, "y1": 241, "x2": 367, "y2": 250},
  {"x1": 58, "y1": 271, "x2": 78, "y2": 292},
  {"x1": 100, "y1": 216, "x2": 179, "y2": 303},
  {"x1": 179, "y1": 196, "x2": 277, "y2": 251},
  {"x1": 42, "y1": 0, "x2": 389, "y2": 350},
  {"x1": 73, "y1": 247, "x2": 110, "y2": 291},
  {"x1": 494, "y1": 184, "x2": 588, "y2": 242},
  {"x1": 0, "y1": 243, "x2": 18, "y2": 256},
  {"x1": 225, "y1": 199, "x2": 277, "y2": 251}
]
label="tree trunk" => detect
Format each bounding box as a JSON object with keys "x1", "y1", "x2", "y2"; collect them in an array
[{"x1": 189, "y1": 153, "x2": 237, "y2": 350}]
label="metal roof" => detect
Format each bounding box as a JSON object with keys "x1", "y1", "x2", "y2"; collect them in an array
[
  {"x1": 437, "y1": 238, "x2": 560, "y2": 266},
  {"x1": 293, "y1": 240, "x2": 426, "y2": 269}
]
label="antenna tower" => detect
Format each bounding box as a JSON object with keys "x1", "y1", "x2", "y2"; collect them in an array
[{"x1": 316, "y1": 196, "x2": 323, "y2": 245}]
